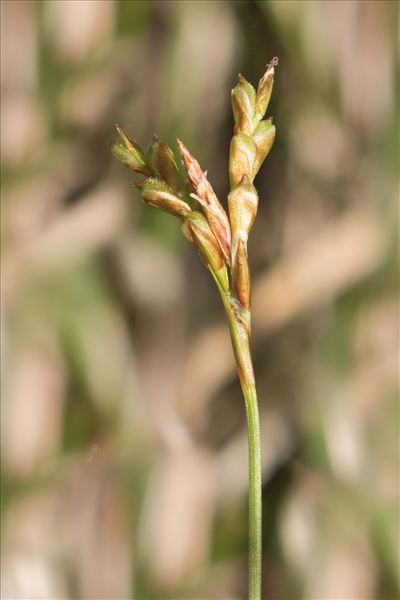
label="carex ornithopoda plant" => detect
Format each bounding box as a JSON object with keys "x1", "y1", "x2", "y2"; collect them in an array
[{"x1": 112, "y1": 58, "x2": 278, "y2": 600}]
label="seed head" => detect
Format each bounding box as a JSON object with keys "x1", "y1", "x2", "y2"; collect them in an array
[{"x1": 111, "y1": 60, "x2": 278, "y2": 314}]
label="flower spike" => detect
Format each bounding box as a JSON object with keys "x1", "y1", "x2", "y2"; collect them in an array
[{"x1": 111, "y1": 59, "x2": 278, "y2": 600}]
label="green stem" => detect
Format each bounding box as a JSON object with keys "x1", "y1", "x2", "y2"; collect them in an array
[
  {"x1": 243, "y1": 380, "x2": 262, "y2": 600},
  {"x1": 229, "y1": 307, "x2": 262, "y2": 600},
  {"x1": 211, "y1": 273, "x2": 262, "y2": 599}
]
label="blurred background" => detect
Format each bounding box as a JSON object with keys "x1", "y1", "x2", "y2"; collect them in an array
[{"x1": 1, "y1": 1, "x2": 398, "y2": 599}]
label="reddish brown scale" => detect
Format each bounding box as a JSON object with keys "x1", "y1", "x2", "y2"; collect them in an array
[
  {"x1": 177, "y1": 140, "x2": 231, "y2": 265},
  {"x1": 235, "y1": 238, "x2": 251, "y2": 309}
]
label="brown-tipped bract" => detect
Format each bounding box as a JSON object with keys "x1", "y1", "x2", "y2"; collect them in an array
[{"x1": 140, "y1": 178, "x2": 191, "y2": 217}]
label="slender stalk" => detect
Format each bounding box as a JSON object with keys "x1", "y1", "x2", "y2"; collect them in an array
[
  {"x1": 242, "y1": 380, "x2": 262, "y2": 600},
  {"x1": 212, "y1": 275, "x2": 262, "y2": 600}
]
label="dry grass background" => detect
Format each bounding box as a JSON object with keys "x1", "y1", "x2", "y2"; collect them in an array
[{"x1": 1, "y1": 1, "x2": 398, "y2": 599}]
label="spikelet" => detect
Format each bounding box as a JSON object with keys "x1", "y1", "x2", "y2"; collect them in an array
[
  {"x1": 229, "y1": 133, "x2": 258, "y2": 188},
  {"x1": 138, "y1": 178, "x2": 190, "y2": 217},
  {"x1": 112, "y1": 125, "x2": 152, "y2": 176},
  {"x1": 228, "y1": 176, "x2": 258, "y2": 246},
  {"x1": 231, "y1": 74, "x2": 256, "y2": 135},
  {"x1": 228, "y1": 58, "x2": 278, "y2": 312},
  {"x1": 254, "y1": 57, "x2": 278, "y2": 124},
  {"x1": 177, "y1": 139, "x2": 231, "y2": 265},
  {"x1": 252, "y1": 118, "x2": 276, "y2": 177},
  {"x1": 146, "y1": 135, "x2": 184, "y2": 190},
  {"x1": 184, "y1": 211, "x2": 229, "y2": 292}
]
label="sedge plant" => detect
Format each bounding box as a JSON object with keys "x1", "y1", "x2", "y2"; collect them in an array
[{"x1": 112, "y1": 58, "x2": 278, "y2": 600}]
